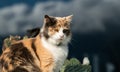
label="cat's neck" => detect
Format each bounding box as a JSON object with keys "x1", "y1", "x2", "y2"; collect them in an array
[{"x1": 41, "y1": 36, "x2": 68, "y2": 72}]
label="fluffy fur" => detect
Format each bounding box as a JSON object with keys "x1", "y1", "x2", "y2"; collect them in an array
[{"x1": 0, "y1": 15, "x2": 73, "y2": 72}]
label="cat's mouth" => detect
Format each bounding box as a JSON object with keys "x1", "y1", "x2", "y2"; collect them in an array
[
  {"x1": 48, "y1": 37, "x2": 70, "y2": 46},
  {"x1": 58, "y1": 38, "x2": 64, "y2": 40},
  {"x1": 57, "y1": 37, "x2": 66, "y2": 42},
  {"x1": 51, "y1": 36, "x2": 64, "y2": 41}
]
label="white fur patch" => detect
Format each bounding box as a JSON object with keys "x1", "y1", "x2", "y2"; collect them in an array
[
  {"x1": 41, "y1": 37, "x2": 69, "y2": 72},
  {"x1": 58, "y1": 28, "x2": 64, "y2": 38}
]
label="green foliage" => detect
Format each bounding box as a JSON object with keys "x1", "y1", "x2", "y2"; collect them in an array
[
  {"x1": 3, "y1": 35, "x2": 20, "y2": 48},
  {"x1": 60, "y1": 58, "x2": 91, "y2": 72},
  {"x1": 4, "y1": 37, "x2": 11, "y2": 47},
  {"x1": 23, "y1": 35, "x2": 29, "y2": 39},
  {"x1": 3, "y1": 35, "x2": 26, "y2": 47}
]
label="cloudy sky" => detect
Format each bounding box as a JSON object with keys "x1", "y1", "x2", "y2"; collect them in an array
[{"x1": 0, "y1": 0, "x2": 120, "y2": 36}]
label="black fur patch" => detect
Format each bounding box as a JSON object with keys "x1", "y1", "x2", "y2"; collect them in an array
[
  {"x1": 12, "y1": 67, "x2": 28, "y2": 72},
  {"x1": 0, "y1": 59, "x2": 8, "y2": 70},
  {"x1": 11, "y1": 66, "x2": 40, "y2": 72},
  {"x1": 10, "y1": 43, "x2": 34, "y2": 63},
  {"x1": 27, "y1": 27, "x2": 40, "y2": 37},
  {"x1": 42, "y1": 28, "x2": 49, "y2": 39},
  {"x1": 31, "y1": 40, "x2": 40, "y2": 61},
  {"x1": 45, "y1": 15, "x2": 57, "y2": 27}
]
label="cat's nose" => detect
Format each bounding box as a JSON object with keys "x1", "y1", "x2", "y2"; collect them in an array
[{"x1": 59, "y1": 35, "x2": 64, "y2": 39}]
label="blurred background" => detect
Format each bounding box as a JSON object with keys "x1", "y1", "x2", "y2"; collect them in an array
[{"x1": 0, "y1": 0, "x2": 120, "y2": 72}]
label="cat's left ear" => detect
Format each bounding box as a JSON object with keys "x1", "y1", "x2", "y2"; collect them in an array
[
  {"x1": 44, "y1": 15, "x2": 56, "y2": 27},
  {"x1": 65, "y1": 15, "x2": 73, "y2": 22}
]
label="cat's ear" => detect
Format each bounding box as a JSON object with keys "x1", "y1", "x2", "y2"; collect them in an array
[
  {"x1": 44, "y1": 15, "x2": 51, "y2": 23},
  {"x1": 65, "y1": 15, "x2": 73, "y2": 22},
  {"x1": 44, "y1": 15, "x2": 56, "y2": 27}
]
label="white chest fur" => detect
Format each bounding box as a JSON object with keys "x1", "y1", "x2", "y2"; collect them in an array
[{"x1": 41, "y1": 38, "x2": 68, "y2": 72}]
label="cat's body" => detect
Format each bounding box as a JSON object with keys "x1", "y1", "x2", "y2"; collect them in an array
[{"x1": 0, "y1": 15, "x2": 73, "y2": 72}]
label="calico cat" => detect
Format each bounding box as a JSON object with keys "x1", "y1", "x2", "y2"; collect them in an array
[{"x1": 0, "y1": 15, "x2": 73, "y2": 72}]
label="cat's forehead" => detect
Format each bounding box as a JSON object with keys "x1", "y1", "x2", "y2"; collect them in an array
[
  {"x1": 55, "y1": 17, "x2": 66, "y2": 21},
  {"x1": 55, "y1": 17, "x2": 68, "y2": 26}
]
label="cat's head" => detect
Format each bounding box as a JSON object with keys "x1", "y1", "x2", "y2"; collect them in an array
[{"x1": 41, "y1": 15, "x2": 73, "y2": 46}]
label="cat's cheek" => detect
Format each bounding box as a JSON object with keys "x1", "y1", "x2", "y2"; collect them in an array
[
  {"x1": 64, "y1": 35, "x2": 71, "y2": 42},
  {"x1": 51, "y1": 33, "x2": 59, "y2": 40}
]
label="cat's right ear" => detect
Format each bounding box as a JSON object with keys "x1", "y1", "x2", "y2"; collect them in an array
[{"x1": 44, "y1": 15, "x2": 56, "y2": 27}]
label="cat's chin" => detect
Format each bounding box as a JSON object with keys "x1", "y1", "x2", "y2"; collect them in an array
[{"x1": 48, "y1": 38, "x2": 63, "y2": 45}]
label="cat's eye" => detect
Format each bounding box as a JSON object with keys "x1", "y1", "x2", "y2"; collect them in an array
[{"x1": 63, "y1": 29, "x2": 70, "y2": 33}]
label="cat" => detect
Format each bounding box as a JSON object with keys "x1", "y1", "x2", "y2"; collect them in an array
[{"x1": 0, "y1": 15, "x2": 73, "y2": 72}]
